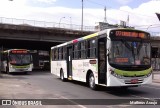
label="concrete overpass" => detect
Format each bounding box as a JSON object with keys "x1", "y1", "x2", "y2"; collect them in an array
[
  {"x1": 0, "y1": 23, "x2": 94, "y2": 50},
  {"x1": 1, "y1": 17, "x2": 160, "y2": 71},
  {"x1": 0, "y1": 17, "x2": 160, "y2": 51}
]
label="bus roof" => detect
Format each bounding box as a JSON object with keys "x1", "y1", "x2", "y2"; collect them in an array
[{"x1": 51, "y1": 28, "x2": 149, "y2": 49}]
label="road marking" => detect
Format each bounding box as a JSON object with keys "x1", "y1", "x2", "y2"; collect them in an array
[{"x1": 59, "y1": 96, "x2": 87, "y2": 108}]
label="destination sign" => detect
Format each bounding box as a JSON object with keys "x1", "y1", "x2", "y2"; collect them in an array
[
  {"x1": 11, "y1": 50, "x2": 28, "y2": 54},
  {"x1": 116, "y1": 31, "x2": 145, "y2": 38},
  {"x1": 110, "y1": 30, "x2": 150, "y2": 39},
  {"x1": 115, "y1": 58, "x2": 128, "y2": 63}
]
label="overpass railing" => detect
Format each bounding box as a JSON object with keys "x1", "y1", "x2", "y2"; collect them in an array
[
  {"x1": 0, "y1": 17, "x2": 160, "y2": 35},
  {"x1": 150, "y1": 32, "x2": 160, "y2": 37},
  {"x1": 0, "y1": 17, "x2": 95, "y2": 32}
]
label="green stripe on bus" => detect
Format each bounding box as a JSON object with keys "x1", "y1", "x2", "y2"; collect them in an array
[
  {"x1": 12, "y1": 65, "x2": 30, "y2": 68},
  {"x1": 114, "y1": 68, "x2": 152, "y2": 77}
]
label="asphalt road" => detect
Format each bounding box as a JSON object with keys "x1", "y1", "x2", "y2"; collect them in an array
[{"x1": 1, "y1": 71, "x2": 160, "y2": 108}]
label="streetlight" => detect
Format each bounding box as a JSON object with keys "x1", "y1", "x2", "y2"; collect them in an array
[
  {"x1": 59, "y1": 17, "x2": 65, "y2": 28},
  {"x1": 104, "y1": 6, "x2": 107, "y2": 23},
  {"x1": 70, "y1": 17, "x2": 72, "y2": 29},
  {"x1": 81, "y1": 0, "x2": 84, "y2": 31}
]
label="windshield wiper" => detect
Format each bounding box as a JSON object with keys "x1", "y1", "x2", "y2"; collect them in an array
[
  {"x1": 121, "y1": 40, "x2": 132, "y2": 51},
  {"x1": 121, "y1": 40, "x2": 136, "y2": 64},
  {"x1": 137, "y1": 39, "x2": 143, "y2": 56},
  {"x1": 116, "y1": 46, "x2": 120, "y2": 55}
]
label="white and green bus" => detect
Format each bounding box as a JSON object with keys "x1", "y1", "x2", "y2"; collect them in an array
[
  {"x1": 1, "y1": 49, "x2": 33, "y2": 74},
  {"x1": 51, "y1": 28, "x2": 152, "y2": 90}
]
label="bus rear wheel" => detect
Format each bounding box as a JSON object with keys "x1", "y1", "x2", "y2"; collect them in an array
[{"x1": 89, "y1": 73, "x2": 97, "y2": 90}]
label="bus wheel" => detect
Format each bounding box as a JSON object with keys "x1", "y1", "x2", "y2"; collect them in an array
[
  {"x1": 60, "y1": 70, "x2": 66, "y2": 82},
  {"x1": 89, "y1": 73, "x2": 97, "y2": 90}
]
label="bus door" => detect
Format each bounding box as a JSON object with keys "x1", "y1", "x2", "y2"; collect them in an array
[
  {"x1": 98, "y1": 37, "x2": 107, "y2": 84},
  {"x1": 67, "y1": 46, "x2": 72, "y2": 79}
]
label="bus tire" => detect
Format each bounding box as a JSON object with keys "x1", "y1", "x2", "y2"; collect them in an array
[
  {"x1": 60, "y1": 70, "x2": 66, "y2": 82},
  {"x1": 89, "y1": 73, "x2": 97, "y2": 90}
]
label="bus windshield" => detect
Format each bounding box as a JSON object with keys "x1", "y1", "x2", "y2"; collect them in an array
[
  {"x1": 9, "y1": 54, "x2": 31, "y2": 65},
  {"x1": 109, "y1": 40, "x2": 150, "y2": 66}
]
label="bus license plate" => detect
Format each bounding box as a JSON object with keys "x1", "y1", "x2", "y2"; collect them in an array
[{"x1": 131, "y1": 79, "x2": 138, "y2": 83}]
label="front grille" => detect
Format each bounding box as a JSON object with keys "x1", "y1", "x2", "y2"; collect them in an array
[{"x1": 125, "y1": 79, "x2": 143, "y2": 84}]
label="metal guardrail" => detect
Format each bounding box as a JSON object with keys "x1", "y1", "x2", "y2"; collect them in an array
[
  {"x1": 0, "y1": 17, "x2": 95, "y2": 32},
  {"x1": 0, "y1": 17, "x2": 160, "y2": 35},
  {"x1": 150, "y1": 32, "x2": 160, "y2": 37}
]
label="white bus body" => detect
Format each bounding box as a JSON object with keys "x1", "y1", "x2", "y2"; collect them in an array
[
  {"x1": 1, "y1": 49, "x2": 33, "y2": 73},
  {"x1": 51, "y1": 28, "x2": 152, "y2": 90}
]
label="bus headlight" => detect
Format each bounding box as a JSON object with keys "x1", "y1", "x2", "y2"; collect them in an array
[
  {"x1": 143, "y1": 72, "x2": 152, "y2": 78},
  {"x1": 110, "y1": 69, "x2": 124, "y2": 79},
  {"x1": 10, "y1": 65, "x2": 13, "y2": 68}
]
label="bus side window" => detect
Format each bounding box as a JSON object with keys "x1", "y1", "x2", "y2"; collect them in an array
[
  {"x1": 72, "y1": 45, "x2": 74, "y2": 59},
  {"x1": 53, "y1": 50, "x2": 55, "y2": 60},
  {"x1": 61, "y1": 47, "x2": 64, "y2": 60},
  {"x1": 55, "y1": 49, "x2": 58, "y2": 60},
  {"x1": 87, "y1": 40, "x2": 90, "y2": 58},
  {"x1": 59, "y1": 47, "x2": 62, "y2": 60},
  {"x1": 63, "y1": 47, "x2": 66, "y2": 60},
  {"x1": 74, "y1": 43, "x2": 78, "y2": 59},
  {"x1": 51, "y1": 49, "x2": 54, "y2": 61},
  {"x1": 78, "y1": 42, "x2": 81, "y2": 59},
  {"x1": 81, "y1": 41, "x2": 86, "y2": 59},
  {"x1": 85, "y1": 40, "x2": 88, "y2": 58},
  {"x1": 57, "y1": 48, "x2": 59, "y2": 60},
  {"x1": 90, "y1": 39, "x2": 97, "y2": 58},
  {"x1": 3, "y1": 53, "x2": 7, "y2": 61}
]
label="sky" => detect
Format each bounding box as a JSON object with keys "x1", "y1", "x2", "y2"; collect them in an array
[{"x1": 0, "y1": 0, "x2": 160, "y2": 34}]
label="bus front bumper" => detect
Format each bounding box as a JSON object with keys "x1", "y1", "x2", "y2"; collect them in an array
[{"x1": 107, "y1": 74, "x2": 152, "y2": 87}]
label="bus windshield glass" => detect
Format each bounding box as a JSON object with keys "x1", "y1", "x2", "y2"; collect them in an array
[
  {"x1": 9, "y1": 54, "x2": 31, "y2": 65},
  {"x1": 109, "y1": 40, "x2": 150, "y2": 66}
]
